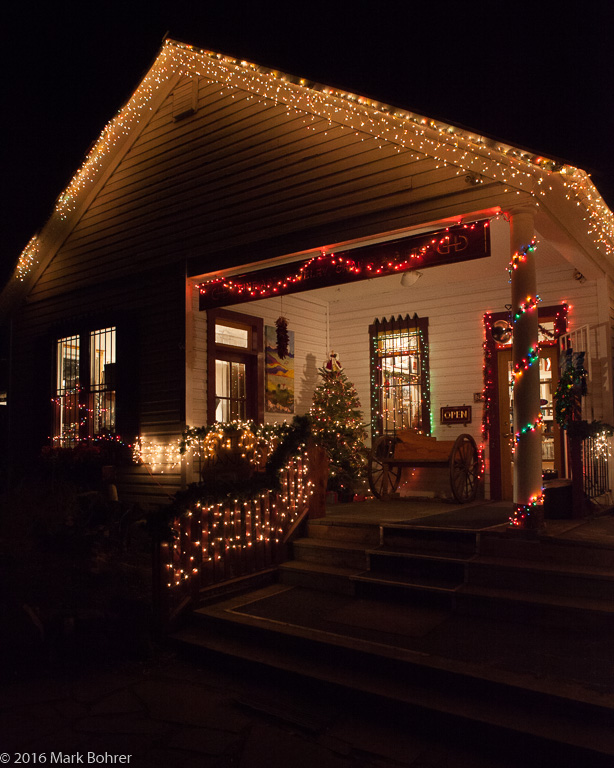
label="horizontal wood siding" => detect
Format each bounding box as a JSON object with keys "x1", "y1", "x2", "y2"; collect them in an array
[
  {"x1": 324, "y1": 223, "x2": 600, "y2": 498},
  {"x1": 188, "y1": 286, "x2": 329, "y2": 430},
  {"x1": 29, "y1": 75, "x2": 500, "y2": 302},
  {"x1": 9, "y1": 264, "x2": 186, "y2": 507}
]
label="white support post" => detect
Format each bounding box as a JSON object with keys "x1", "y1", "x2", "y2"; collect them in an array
[{"x1": 508, "y1": 204, "x2": 543, "y2": 529}]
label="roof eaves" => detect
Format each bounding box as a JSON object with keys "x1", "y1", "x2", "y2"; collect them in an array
[{"x1": 4, "y1": 38, "x2": 613, "y2": 315}]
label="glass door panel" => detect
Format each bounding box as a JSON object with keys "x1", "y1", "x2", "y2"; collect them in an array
[{"x1": 215, "y1": 359, "x2": 247, "y2": 421}]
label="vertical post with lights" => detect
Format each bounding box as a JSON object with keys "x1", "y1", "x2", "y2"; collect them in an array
[{"x1": 509, "y1": 204, "x2": 543, "y2": 528}]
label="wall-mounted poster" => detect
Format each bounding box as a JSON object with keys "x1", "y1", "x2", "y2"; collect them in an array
[{"x1": 265, "y1": 325, "x2": 295, "y2": 413}]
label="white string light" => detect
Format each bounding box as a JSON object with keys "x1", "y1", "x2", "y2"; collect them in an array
[{"x1": 14, "y1": 38, "x2": 614, "y2": 283}]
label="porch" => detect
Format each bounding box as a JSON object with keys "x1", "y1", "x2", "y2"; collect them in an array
[{"x1": 186, "y1": 211, "x2": 614, "y2": 525}]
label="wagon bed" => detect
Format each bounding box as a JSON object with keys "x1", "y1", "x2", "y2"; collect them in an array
[{"x1": 367, "y1": 429, "x2": 480, "y2": 503}]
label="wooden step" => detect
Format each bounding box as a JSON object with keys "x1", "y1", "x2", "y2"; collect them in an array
[
  {"x1": 367, "y1": 547, "x2": 467, "y2": 584},
  {"x1": 306, "y1": 519, "x2": 381, "y2": 546},
  {"x1": 480, "y1": 531, "x2": 614, "y2": 569},
  {"x1": 457, "y1": 583, "x2": 614, "y2": 631},
  {"x1": 467, "y1": 556, "x2": 614, "y2": 602},
  {"x1": 279, "y1": 560, "x2": 359, "y2": 595},
  {"x1": 291, "y1": 537, "x2": 369, "y2": 569},
  {"x1": 171, "y1": 584, "x2": 614, "y2": 766},
  {"x1": 381, "y1": 524, "x2": 479, "y2": 557},
  {"x1": 351, "y1": 571, "x2": 461, "y2": 607}
]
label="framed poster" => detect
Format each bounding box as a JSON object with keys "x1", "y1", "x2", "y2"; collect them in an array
[{"x1": 265, "y1": 325, "x2": 295, "y2": 413}]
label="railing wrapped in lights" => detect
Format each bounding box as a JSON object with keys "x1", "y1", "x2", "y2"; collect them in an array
[{"x1": 154, "y1": 416, "x2": 313, "y2": 621}]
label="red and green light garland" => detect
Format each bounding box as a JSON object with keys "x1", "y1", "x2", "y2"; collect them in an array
[{"x1": 483, "y1": 245, "x2": 568, "y2": 524}]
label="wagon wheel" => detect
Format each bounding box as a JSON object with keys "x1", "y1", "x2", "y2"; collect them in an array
[
  {"x1": 368, "y1": 436, "x2": 401, "y2": 499},
  {"x1": 449, "y1": 434, "x2": 480, "y2": 503}
]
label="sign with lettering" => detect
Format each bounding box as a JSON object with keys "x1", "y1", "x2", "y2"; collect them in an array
[
  {"x1": 440, "y1": 406, "x2": 472, "y2": 425},
  {"x1": 199, "y1": 220, "x2": 490, "y2": 309}
]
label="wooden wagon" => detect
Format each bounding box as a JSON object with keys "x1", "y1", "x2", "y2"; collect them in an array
[{"x1": 367, "y1": 429, "x2": 480, "y2": 503}]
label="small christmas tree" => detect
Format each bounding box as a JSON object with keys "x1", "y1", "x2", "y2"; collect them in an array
[{"x1": 310, "y1": 352, "x2": 367, "y2": 496}]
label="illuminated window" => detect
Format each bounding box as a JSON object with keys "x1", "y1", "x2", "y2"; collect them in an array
[
  {"x1": 215, "y1": 359, "x2": 247, "y2": 421},
  {"x1": 215, "y1": 322, "x2": 250, "y2": 349},
  {"x1": 370, "y1": 315, "x2": 430, "y2": 435},
  {"x1": 207, "y1": 309, "x2": 263, "y2": 423},
  {"x1": 89, "y1": 327, "x2": 116, "y2": 436},
  {"x1": 53, "y1": 327, "x2": 116, "y2": 445}
]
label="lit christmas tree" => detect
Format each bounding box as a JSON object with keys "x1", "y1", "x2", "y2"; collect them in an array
[{"x1": 310, "y1": 352, "x2": 367, "y2": 497}]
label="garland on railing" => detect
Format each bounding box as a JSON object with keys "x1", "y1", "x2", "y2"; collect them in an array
[
  {"x1": 173, "y1": 415, "x2": 311, "y2": 509},
  {"x1": 148, "y1": 416, "x2": 312, "y2": 542}
]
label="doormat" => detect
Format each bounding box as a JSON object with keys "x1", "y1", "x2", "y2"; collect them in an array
[
  {"x1": 401, "y1": 502, "x2": 514, "y2": 530},
  {"x1": 232, "y1": 588, "x2": 447, "y2": 646}
]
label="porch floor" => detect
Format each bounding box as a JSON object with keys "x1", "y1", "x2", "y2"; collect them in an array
[{"x1": 319, "y1": 496, "x2": 614, "y2": 545}]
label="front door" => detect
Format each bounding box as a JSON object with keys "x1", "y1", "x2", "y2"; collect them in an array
[{"x1": 497, "y1": 346, "x2": 563, "y2": 500}]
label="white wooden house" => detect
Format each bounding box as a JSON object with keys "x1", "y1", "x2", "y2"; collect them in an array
[{"x1": 2, "y1": 39, "x2": 614, "y2": 520}]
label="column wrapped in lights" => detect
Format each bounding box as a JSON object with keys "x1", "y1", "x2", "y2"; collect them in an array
[{"x1": 508, "y1": 205, "x2": 543, "y2": 528}]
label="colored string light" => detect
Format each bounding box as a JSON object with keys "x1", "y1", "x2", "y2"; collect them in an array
[
  {"x1": 509, "y1": 492, "x2": 544, "y2": 527},
  {"x1": 513, "y1": 415, "x2": 544, "y2": 444},
  {"x1": 508, "y1": 239, "x2": 537, "y2": 280},
  {"x1": 512, "y1": 346, "x2": 539, "y2": 386},
  {"x1": 199, "y1": 225, "x2": 483, "y2": 303},
  {"x1": 513, "y1": 295, "x2": 542, "y2": 323}
]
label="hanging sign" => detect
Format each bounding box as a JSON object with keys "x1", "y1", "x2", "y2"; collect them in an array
[
  {"x1": 440, "y1": 405, "x2": 472, "y2": 425},
  {"x1": 199, "y1": 220, "x2": 490, "y2": 309}
]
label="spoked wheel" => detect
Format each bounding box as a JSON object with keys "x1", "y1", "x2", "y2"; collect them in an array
[
  {"x1": 368, "y1": 435, "x2": 401, "y2": 499},
  {"x1": 449, "y1": 433, "x2": 480, "y2": 503}
]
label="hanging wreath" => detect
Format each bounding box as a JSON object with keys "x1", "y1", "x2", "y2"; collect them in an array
[{"x1": 276, "y1": 316, "x2": 289, "y2": 359}]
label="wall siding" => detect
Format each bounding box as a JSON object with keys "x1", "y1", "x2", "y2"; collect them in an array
[
  {"x1": 29, "y1": 74, "x2": 502, "y2": 302},
  {"x1": 9, "y1": 264, "x2": 186, "y2": 506},
  {"x1": 188, "y1": 286, "x2": 329, "y2": 429}
]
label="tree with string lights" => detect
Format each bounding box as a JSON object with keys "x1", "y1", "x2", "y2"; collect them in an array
[{"x1": 310, "y1": 352, "x2": 367, "y2": 498}]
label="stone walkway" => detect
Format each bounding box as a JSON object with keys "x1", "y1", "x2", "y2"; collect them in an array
[{"x1": 0, "y1": 650, "x2": 545, "y2": 768}]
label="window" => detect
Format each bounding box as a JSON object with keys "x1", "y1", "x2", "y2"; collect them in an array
[
  {"x1": 207, "y1": 309, "x2": 263, "y2": 423},
  {"x1": 369, "y1": 315, "x2": 430, "y2": 435},
  {"x1": 53, "y1": 327, "x2": 116, "y2": 445}
]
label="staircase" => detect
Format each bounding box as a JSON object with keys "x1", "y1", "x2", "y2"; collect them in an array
[{"x1": 171, "y1": 511, "x2": 614, "y2": 765}]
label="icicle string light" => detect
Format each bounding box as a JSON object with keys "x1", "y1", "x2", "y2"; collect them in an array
[
  {"x1": 14, "y1": 40, "x2": 614, "y2": 282},
  {"x1": 16, "y1": 236, "x2": 41, "y2": 282},
  {"x1": 164, "y1": 448, "x2": 312, "y2": 591}
]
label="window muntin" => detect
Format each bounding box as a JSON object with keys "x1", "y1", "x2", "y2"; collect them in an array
[
  {"x1": 53, "y1": 327, "x2": 116, "y2": 445},
  {"x1": 370, "y1": 316, "x2": 430, "y2": 436}
]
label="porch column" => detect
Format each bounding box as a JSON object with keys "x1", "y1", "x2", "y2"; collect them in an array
[{"x1": 508, "y1": 204, "x2": 543, "y2": 529}]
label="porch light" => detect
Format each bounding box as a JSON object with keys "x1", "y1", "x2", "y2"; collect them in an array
[{"x1": 400, "y1": 270, "x2": 423, "y2": 287}]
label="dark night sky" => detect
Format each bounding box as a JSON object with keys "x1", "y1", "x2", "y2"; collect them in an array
[{"x1": 3, "y1": 2, "x2": 614, "y2": 286}]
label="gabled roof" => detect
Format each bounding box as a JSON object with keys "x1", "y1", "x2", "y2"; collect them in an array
[{"x1": 3, "y1": 38, "x2": 613, "y2": 315}]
